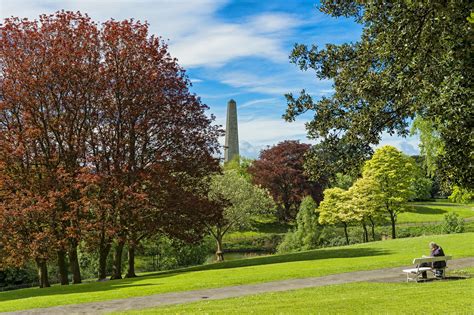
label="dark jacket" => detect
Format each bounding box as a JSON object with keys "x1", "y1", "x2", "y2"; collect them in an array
[{"x1": 431, "y1": 246, "x2": 446, "y2": 268}]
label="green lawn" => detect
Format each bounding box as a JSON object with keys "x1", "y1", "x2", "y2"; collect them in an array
[
  {"x1": 126, "y1": 275, "x2": 474, "y2": 314},
  {"x1": 398, "y1": 201, "x2": 473, "y2": 223},
  {"x1": 1, "y1": 233, "x2": 473, "y2": 313}
]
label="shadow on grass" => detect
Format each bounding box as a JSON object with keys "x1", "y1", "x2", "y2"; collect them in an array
[
  {"x1": 151, "y1": 247, "x2": 391, "y2": 276},
  {"x1": 407, "y1": 206, "x2": 447, "y2": 215},
  {"x1": 0, "y1": 247, "x2": 389, "y2": 305}
]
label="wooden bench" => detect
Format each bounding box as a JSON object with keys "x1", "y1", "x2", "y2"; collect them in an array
[{"x1": 402, "y1": 256, "x2": 452, "y2": 282}]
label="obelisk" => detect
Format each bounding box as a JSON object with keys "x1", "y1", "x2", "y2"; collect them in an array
[{"x1": 224, "y1": 99, "x2": 239, "y2": 163}]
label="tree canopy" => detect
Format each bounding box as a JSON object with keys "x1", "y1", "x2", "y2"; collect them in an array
[
  {"x1": 208, "y1": 169, "x2": 275, "y2": 261},
  {"x1": 362, "y1": 146, "x2": 416, "y2": 238},
  {"x1": 248, "y1": 140, "x2": 323, "y2": 222},
  {"x1": 0, "y1": 11, "x2": 221, "y2": 286},
  {"x1": 285, "y1": 1, "x2": 472, "y2": 188}
]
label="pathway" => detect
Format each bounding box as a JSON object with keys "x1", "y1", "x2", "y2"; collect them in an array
[{"x1": 7, "y1": 257, "x2": 474, "y2": 315}]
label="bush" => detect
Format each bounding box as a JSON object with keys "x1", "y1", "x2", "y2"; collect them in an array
[
  {"x1": 442, "y1": 212, "x2": 465, "y2": 234},
  {"x1": 448, "y1": 186, "x2": 474, "y2": 204},
  {"x1": 136, "y1": 235, "x2": 213, "y2": 272},
  {"x1": 0, "y1": 264, "x2": 37, "y2": 291},
  {"x1": 410, "y1": 177, "x2": 433, "y2": 201}
]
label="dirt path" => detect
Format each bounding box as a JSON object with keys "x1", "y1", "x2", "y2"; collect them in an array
[{"x1": 7, "y1": 257, "x2": 474, "y2": 315}]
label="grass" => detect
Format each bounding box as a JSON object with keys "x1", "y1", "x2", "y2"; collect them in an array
[
  {"x1": 1, "y1": 232, "x2": 473, "y2": 313},
  {"x1": 398, "y1": 200, "x2": 473, "y2": 224},
  {"x1": 124, "y1": 275, "x2": 474, "y2": 314}
]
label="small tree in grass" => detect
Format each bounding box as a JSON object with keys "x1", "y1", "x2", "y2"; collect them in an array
[
  {"x1": 362, "y1": 146, "x2": 416, "y2": 239},
  {"x1": 208, "y1": 169, "x2": 275, "y2": 261},
  {"x1": 318, "y1": 187, "x2": 353, "y2": 245}
]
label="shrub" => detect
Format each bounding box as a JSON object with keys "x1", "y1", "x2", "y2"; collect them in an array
[
  {"x1": 442, "y1": 212, "x2": 465, "y2": 234},
  {"x1": 448, "y1": 186, "x2": 474, "y2": 204}
]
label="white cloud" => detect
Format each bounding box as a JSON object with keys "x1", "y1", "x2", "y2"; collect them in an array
[
  {"x1": 377, "y1": 132, "x2": 420, "y2": 156},
  {"x1": 1, "y1": 0, "x2": 298, "y2": 68},
  {"x1": 239, "y1": 98, "x2": 278, "y2": 108}
]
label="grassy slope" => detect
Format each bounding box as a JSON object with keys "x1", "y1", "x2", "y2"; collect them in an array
[
  {"x1": 129, "y1": 275, "x2": 474, "y2": 314},
  {"x1": 398, "y1": 201, "x2": 473, "y2": 223},
  {"x1": 1, "y1": 233, "x2": 473, "y2": 312}
]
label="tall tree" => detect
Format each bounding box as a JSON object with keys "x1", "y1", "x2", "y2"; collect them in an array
[
  {"x1": 362, "y1": 146, "x2": 416, "y2": 239},
  {"x1": 249, "y1": 140, "x2": 323, "y2": 222},
  {"x1": 0, "y1": 11, "x2": 222, "y2": 284},
  {"x1": 285, "y1": 1, "x2": 472, "y2": 188}
]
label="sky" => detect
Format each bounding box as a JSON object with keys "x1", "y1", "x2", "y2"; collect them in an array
[{"x1": 0, "y1": 0, "x2": 420, "y2": 158}]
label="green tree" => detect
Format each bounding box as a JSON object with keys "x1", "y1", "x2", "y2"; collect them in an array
[
  {"x1": 277, "y1": 196, "x2": 321, "y2": 253},
  {"x1": 208, "y1": 169, "x2": 275, "y2": 261},
  {"x1": 347, "y1": 177, "x2": 385, "y2": 242},
  {"x1": 448, "y1": 186, "x2": 474, "y2": 204},
  {"x1": 362, "y1": 146, "x2": 416, "y2": 239},
  {"x1": 318, "y1": 187, "x2": 353, "y2": 245},
  {"x1": 285, "y1": 1, "x2": 472, "y2": 188}
]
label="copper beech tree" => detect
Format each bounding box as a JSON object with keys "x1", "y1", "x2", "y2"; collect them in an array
[
  {"x1": 0, "y1": 12, "x2": 221, "y2": 287},
  {"x1": 248, "y1": 141, "x2": 324, "y2": 222}
]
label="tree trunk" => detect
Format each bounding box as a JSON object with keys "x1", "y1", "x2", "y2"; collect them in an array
[
  {"x1": 69, "y1": 242, "x2": 82, "y2": 284},
  {"x1": 362, "y1": 223, "x2": 368, "y2": 243},
  {"x1": 125, "y1": 245, "x2": 137, "y2": 278},
  {"x1": 368, "y1": 216, "x2": 376, "y2": 241},
  {"x1": 342, "y1": 222, "x2": 349, "y2": 245},
  {"x1": 98, "y1": 243, "x2": 111, "y2": 281},
  {"x1": 110, "y1": 241, "x2": 125, "y2": 280},
  {"x1": 216, "y1": 235, "x2": 224, "y2": 262},
  {"x1": 35, "y1": 258, "x2": 50, "y2": 288},
  {"x1": 389, "y1": 211, "x2": 397, "y2": 239},
  {"x1": 57, "y1": 250, "x2": 69, "y2": 285}
]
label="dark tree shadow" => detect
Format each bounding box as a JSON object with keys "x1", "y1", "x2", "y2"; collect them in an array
[{"x1": 407, "y1": 206, "x2": 447, "y2": 215}]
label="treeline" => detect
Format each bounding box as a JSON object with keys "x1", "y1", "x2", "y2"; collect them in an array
[{"x1": 0, "y1": 12, "x2": 222, "y2": 287}]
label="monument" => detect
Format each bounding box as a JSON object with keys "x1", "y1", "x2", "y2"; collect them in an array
[{"x1": 224, "y1": 99, "x2": 239, "y2": 163}]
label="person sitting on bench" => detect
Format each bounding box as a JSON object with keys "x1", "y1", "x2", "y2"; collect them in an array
[{"x1": 421, "y1": 242, "x2": 446, "y2": 279}]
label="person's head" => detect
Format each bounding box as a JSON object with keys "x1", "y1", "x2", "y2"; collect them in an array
[{"x1": 429, "y1": 242, "x2": 438, "y2": 250}]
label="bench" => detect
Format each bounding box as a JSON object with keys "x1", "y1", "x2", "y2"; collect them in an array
[{"x1": 402, "y1": 256, "x2": 452, "y2": 282}]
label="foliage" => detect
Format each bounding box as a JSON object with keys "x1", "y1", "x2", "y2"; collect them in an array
[
  {"x1": 208, "y1": 169, "x2": 275, "y2": 260},
  {"x1": 441, "y1": 213, "x2": 465, "y2": 234},
  {"x1": 410, "y1": 116, "x2": 445, "y2": 178},
  {"x1": 410, "y1": 167, "x2": 433, "y2": 201},
  {"x1": 249, "y1": 140, "x2": 324, "y2": 222},
  {"x1": 136, "y1": 236, "x2": 212, "y2": 272},
  {"x1": 362, "y1": 146, "x2": 416, "y2": 238},
  {"x1": 448, "y1": 186, "x2": 474, "y2": 204},
  {"x1": 223, "y1": 155, "x2": 254, "y2": 182},
  {"x1": 285, "y1": 1, "x2": 473, "y2": 188},
  {"x1": 0, "y1": 11, "x2": 221, "y2": 285},
  {"x1": 330, "y1": 173, "x2": 355, "y2": 190},
  {"x1": 277, "y1": 196, "x2": 321, "y2": 253}
]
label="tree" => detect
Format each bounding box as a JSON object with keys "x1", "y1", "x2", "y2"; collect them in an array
[
  {"x1": 0, "y1": 11, "x2": 222, "y2": 284},
  {"x1": 277, "y1": 196, "x2": 321, "y2": 253},
  {"x1": 362, "y1": 146, "x2": 416, "y2": 239},
  {"x1": 208, "y1": 169, "x2": 275, "y2": 261},
  {"x1": 285, "y1": 1, "x2": 472, "y2": 189},
  {"x1": 347, "y1": 177, "x2": 385, "y2": 242},
  {"x1": 249, "y1": 140, "x2": 323, "y2": 222},
  {"x1": 317, "y1": 187, "x2": 353, "y2": 245}
]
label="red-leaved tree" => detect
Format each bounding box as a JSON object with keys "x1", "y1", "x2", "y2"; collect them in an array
[
  {"x1": 0, "y1": 11, "x2": 222, "y2": 286},
  {"x1": 248, "y1": 140, "x2": 324, "y2": 222}
]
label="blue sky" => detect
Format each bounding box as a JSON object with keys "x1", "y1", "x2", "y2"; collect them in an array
[{"x1": 1, "y1": 0, "x2": 420, "y2": 158}]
